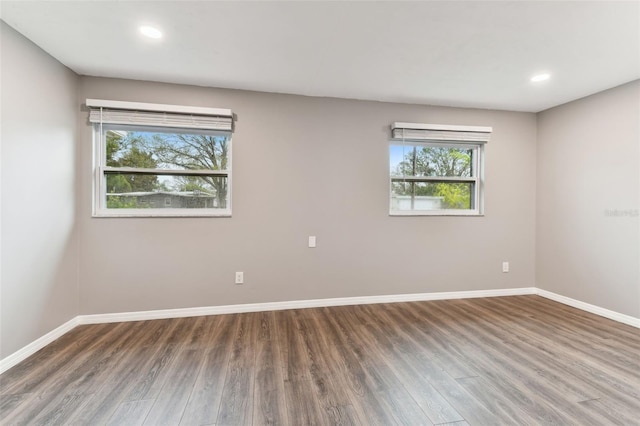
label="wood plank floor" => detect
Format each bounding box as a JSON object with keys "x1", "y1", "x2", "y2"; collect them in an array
[{"x1": 1, "y1": 295, "x2": 639, "y2": 425}]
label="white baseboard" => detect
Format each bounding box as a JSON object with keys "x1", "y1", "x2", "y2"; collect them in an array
[
  {"x1": 535, "y1": 289, "x2": 640, "y2": 328},
  {"x1": 78, "y1": 287, "x2": 537, "y2": 324},
  {"x1": 0, "y1": 316, "x2": 80, "y2": 375},
  {"x1": 4, "y1": 286, "x2": 638, "y2": 375},
  {"x1": 0, "y1": 287, "x2": 534, "y2": 373}
]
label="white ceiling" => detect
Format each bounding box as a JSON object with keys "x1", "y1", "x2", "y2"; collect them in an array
[{"x1": 1, "y1": 1, "x2": 639, "y2": 112}]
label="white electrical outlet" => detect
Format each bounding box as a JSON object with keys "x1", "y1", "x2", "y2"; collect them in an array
[
  {"x1": 308, "y1": 236, "x2": 317, "y2": 248},
  {"x1": 235, "y1": 271, "x2": 244, "y2": 284},
  {"x1": 502, "y1": 262, "x2": 509, "y2": 273}
]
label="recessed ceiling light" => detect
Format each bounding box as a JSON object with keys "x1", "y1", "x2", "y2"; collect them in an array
[
  {"x1": 139, "y1": 25, "x2": 162, "y2": 39},
  {"x1": 530, "y1": 73, "x2": 551, "y2": 83}
]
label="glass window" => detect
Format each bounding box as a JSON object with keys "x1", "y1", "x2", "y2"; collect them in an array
[
  {"x1": 94, "y1": 125, "x2": 232, "y2": 217},
  {"x1": 389, "y1": 142, "x2": 483, "y2": 215}
]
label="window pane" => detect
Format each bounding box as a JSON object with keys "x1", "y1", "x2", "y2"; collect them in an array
[
  {"x1": 391, "y1": 182, "x2": 473, "y2": 210},
  {"x1": 390, "y1": 145, "x2": 415, "y2": 177},
  {"x1": 105, "y1": 174, "x2": 228, "y2": 209},
  {"x1": 390, "y1": 145, "x2": 472, "y2": 177},
  {"x1": 105, "y1": 128, "x2": 230, "y2": 171}
]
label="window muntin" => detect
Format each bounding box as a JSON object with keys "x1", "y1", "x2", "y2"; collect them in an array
[
  {"x1": 94, "y1": 125, "x2": 231, "y2": 217},
  {"x1": 389, "y1": 141, "x2": 483, "y2": 215}
]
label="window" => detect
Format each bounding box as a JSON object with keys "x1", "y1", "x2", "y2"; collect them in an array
[
  {"x1": 389, "y1": 122, "x2": 491, "y2": 216},
  {"x1": 88, "y1": 99, "x2": 233, "y2": 217}
]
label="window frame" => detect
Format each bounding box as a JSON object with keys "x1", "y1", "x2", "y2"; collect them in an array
[
  {"x1": 389, "y1": 124, "x2": 488, "y2": 217},
  {"x1": 92, "y1": 123, "x2": 233, "y2": 218}
]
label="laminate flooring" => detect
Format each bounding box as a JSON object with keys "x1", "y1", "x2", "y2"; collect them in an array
[{"x1": 1, "y1": 295, "x2": 639, "y2": 425}]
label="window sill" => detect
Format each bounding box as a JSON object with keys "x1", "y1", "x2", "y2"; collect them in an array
[
  {"x1": 389, "y1": 210, "x2": 483, "y2": 217},
  {"x1": 93, "y1": 209, "x2": 232, "y2": 218}
]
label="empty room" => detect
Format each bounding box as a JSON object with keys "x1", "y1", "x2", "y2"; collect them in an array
[{"x1": 1, "y1": 1, "x2": 639, "y2": 425}]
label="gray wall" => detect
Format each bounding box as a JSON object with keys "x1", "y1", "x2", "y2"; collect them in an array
[
  {"x1": 537, "y1": 81, "x2": 640, "y2": 317},
  {"x1": 1, "y1": 23, "x2": 79, "y2": 358},
  {"x1": 78, "y1": 77, "x2": 537, "y2": 315}
]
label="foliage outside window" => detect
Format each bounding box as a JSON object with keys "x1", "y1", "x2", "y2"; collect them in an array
[
  {"x1": 389, "y1": 123, "x2": 489, "y2": 216},
  {"x1": 90, "y1": 100, "x2": 233, "y2": 217}
]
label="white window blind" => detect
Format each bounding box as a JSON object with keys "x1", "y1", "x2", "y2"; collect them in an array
[
  {"x1": 87, "y1": 99, "x2": 233, "y2": 131},
  {"x1": 391, "y1": 122, "x2": 492, "y2": 144}
]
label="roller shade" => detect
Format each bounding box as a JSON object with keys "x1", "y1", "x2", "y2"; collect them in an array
[
  {"x1": 392, "y1": 122, "x2": 491, "y2": 144},
  {"x1": 87, "y1": 99, "x2": 233, "y2": 131}
]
